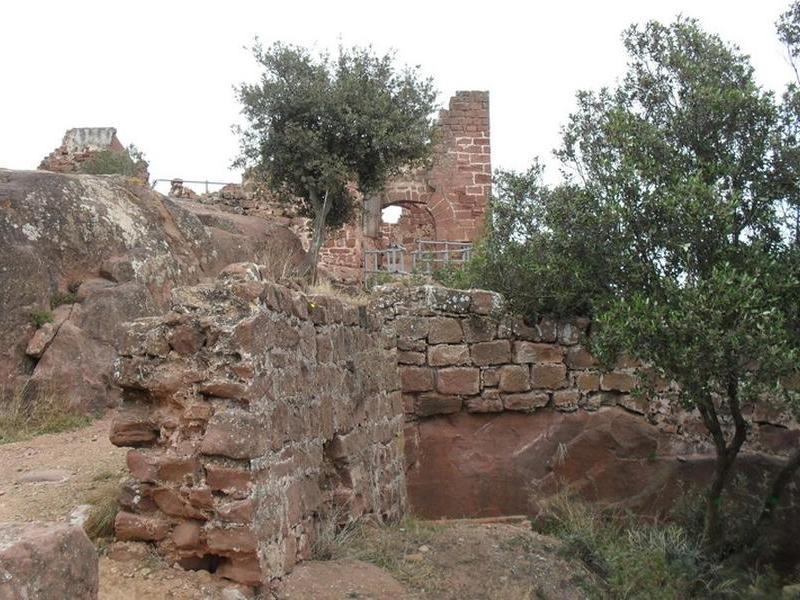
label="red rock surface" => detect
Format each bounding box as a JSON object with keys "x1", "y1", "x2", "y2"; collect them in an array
[
  {"x1": 0, "y1": 522, "x2": 98, "y2": 600},
  {"x1": 0, "y1": 168, "x2": 305, "y2": 410}
]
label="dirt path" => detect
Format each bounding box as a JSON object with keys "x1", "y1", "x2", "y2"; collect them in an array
[
  {"x1": 0, "y1": 416, "x2": 125, "y2": 523},
  {"x1": 0, "y1": 418, "x2": 595, "y2": 599},
  {"x1": 0, "y1": 417, "x2": 253, "y2": 599}
]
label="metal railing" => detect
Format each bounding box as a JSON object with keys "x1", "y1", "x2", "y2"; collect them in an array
[
  {"x1": 364, "y1": 240, "x2": 473, "y2": 279},
  {"x1": 411, "y1": 240, "x2": 473, "y2": 274},
  {"x1": 364, "y1": 246, "x2": 407, "y2": 276},
  {"x1": 151, "y1": 178, "x2": 236, "y2": 194}
]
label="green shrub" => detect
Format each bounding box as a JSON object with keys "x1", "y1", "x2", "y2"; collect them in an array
[
  {"x1": 79, "y1": 144, "x2": 146, "y2": 177},
  {"x1": 538, "y1": 494, "x2": 785, "y2": 599},
  {"x1": 30, "y1": 309, "x2": 54, "y2": 328},
  {"x1": 50, "y1": 291, "x2": 78, "y2": 309}
]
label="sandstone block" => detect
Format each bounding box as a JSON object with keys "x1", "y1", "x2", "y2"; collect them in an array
[
  {"x1": 109, "y1": 411, "x2": 159, "y2": 447},
  {"x1": 200, "y1": 409, "x2": 269, "y2": 460},
  {"x1": 577, "y1": 371, "x2": 601, "y2": 391},
  {"x1": 482, "y1": 367, "x2": 500, "y2": 387},
  {"x1": 205, "y1": 464, "x2": 252, "y2": 496},
  {"x1": 172, "y1": 521, "x2": 202, "y2": 549},
  {"x1": 470, "y1": 290, "x2": 501, "y2": 315},
  {"x1": 502, "y1": 391, "x2": 550, "y2": 411},
  {"x1": 464, "y1": 390, "x2": 503, "y2": 413},
  {"x1": 436, "y1": 367, "x2": 480, "y2": 395},
  {"x1": 513, "y1": 342, "x2": 563, "y2": 364},
  {"x1": 115, "y1": 511, "x2": 170, "y2": 541},
  {"x1": 565, "y1": 346, "x2": 597, "y2": 369},
  {"x1": 428, "y1": 344, "x2": 470, "y2": 366},
  {"x1": 471, "y1": 340, "x2": 511, "y2": 366},
  {"x1": 395, "y1": 316, "x2": 428, "y2": 340},
  {"x1": 553, "y1": 389, "x2": 580, "y2": 411},
  {"x1": 0, "y1": 522, "x2": 98, "y2": 600},
  {"x1": 462, "y1": 316, "x2": 496, "y2": 343},
  {"x1": 499, "y1": 365, "x2": 530, "y2": 392},
  {"x1": 531, "y1": 364, "x2": 567, "y2": 389},
  {"x1": 206, "y1": 527, "x2": 258, "y2": 554},
  {"x1": 428, "y1": 317, "x2": 463, "y2": 344},
  {"x1": 601, "y1": 372, "x2": 637, "y2": 393},
  {"x1": 398, "y1": 350, "x2": 425, "y2": 365},
  {"x1": 416, "y1": 393, "x2": 463, "y2": 416},
  {"x1": 399, "y1": 366, "x2": 434, "y2": 392}
]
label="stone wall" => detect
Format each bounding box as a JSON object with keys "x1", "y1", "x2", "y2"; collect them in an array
[
  {"x1": 39, "y1": 127, "x2": 149, "y2": 182},
  {"x1": 371, "y1": 285, "x2": 800, "y2": 522},
  {"x1": 319, "y1": 90, "x2": 491, "y2": 283},
  {"x1": 109, "y1": 264, "x2": 405, "y2": 588}
]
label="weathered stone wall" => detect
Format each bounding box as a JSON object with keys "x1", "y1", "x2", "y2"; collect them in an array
[
  {"x1": 39, "y1": 127, "x2": 149, "y2": 182},
  {"x1": 109, "y1": 264, "x2": 405, "y2": 588},
  {"x1": 318, "y1": 90, "x2": 491, "y2": 283},
  {"x1": 371, "y1": 285, "x2": 800, "y2": 522}
]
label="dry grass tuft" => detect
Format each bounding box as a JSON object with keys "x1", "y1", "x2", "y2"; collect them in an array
[
  {"x1": 308, "y1": 280, "x2": 371, "y2": 306},
  {"x1": 0, "y1": 384, "x2": 91, "y2": 445},
  {"x1": 83, "y1": 486, "x2": 120, "y2": 541},
  {"x1": 334, "y1": 517, "x2": 443, "y2": 590}
]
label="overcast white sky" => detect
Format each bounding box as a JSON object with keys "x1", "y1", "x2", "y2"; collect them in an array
[{"x1": 1, "y1": 0, "x2": 795, "y2": 193}]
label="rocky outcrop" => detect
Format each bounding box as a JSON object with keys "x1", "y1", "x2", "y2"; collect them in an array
[
  {"x1": 0, "y1": 522, "x2": 98, "y2": 600},
  {"x1": 0, "y1": 169, "x2": 305, "y2": 410},
  {"x1": 109, "y1": 264, "x2": 405, "y2": 588}
]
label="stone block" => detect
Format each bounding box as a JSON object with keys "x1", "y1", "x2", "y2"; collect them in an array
[
  {"x1": 399, "y1": 366, "x2": 434, "y2": 392},
  {"x1": 576, "y1": 371, "x2": 601, "y2": 391},
  {"x1": 0, "y1": 522, "x2": 98, "y2": 600},
  {"x1": 499, "y1": 365, "x2": 530, "y2": 392},
  {"x1": 436, "y1": 367, "x2": 480, "y2": 395},
  {"x1": 416, "y1": 393, "x2": 463, "y2": 416},
  {"x1": 464, "y1": 390, "x2": 504, "y2": 413},
  {"x1": 482, "y1": 367, "x2": 500, "y2": 387},
  {"x1": 565, "y1": 346, "x2": 597, "y2": 369},
  {"x1": 471, "y1": 340, "x2": 511, "y2": 365},
  {"x1": 398, "y1": 350, "x2": 426, "y2": 365},
  {"x1": 601, "y1": 372, "x2": 637, "y2": 393},
  {"x1": 428, "y1": 344, "x2": 470, "y2": 366},
  {"x1": 513, "y1": 342, "x2": 563, "y2": 364},
  {"x1": 200, "y1": 409, "x2": 269, "y2": 460},
  {"x1": 428, "y1": 317, "x2": 463, "y2": 344},
  {"x1": 553, "y1": 389, "x2": 580, "y2": 411},
  {"x1": 502, "y1": 391, "x2": 549, "y2": 411},
  {"x1": 531, "y1": 364, "x2": 567, "y2": 389},
  {"x1": 462, "y1": 315, "x2": 496, "y2": 343}
]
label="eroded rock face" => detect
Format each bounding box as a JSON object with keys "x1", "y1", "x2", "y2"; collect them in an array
[
  {"x1": 0, "y1": 522, "x2": 98, "y2": 600},
  {"x1": 0, "y1": 169, "x2": 305, "y2": 410}
]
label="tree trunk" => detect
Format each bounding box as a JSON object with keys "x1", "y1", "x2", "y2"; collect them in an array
[
  {"x1": 696, "y1": 378, "x2": 747, "y2": 549},
  {"x1": 744, "y1": 446, "x2": 800, "y2": 547},
  {"x1": 302, "y1": 189, "x2": 332, "y2": 285}
]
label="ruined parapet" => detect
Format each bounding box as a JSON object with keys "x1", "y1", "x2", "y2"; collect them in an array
[
  {"x1": 372, "y1": 285, "x2": 800, "y2": 519},
  {"x1": 39, "y1": 127, "x2": 149, "y2": 182},
  {"x1": 109, "y1": 264, "x2": 405, "y2": 588}
]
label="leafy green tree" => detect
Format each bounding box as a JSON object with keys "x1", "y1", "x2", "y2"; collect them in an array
[
  {"x1": 235, "y1": 42, "x2": 437, "y2": 281},
  {"x1": 459, "y1": 17, "x2": 800, "y2": 551},
  {"x1": 557, "y1": 17, "x2": 800, "y2": 550}
]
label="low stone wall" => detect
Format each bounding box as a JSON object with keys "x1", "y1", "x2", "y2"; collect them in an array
[
  {"x1": 109, "y1": 264, "x2": 405, "y2": 588},
  {"x1": 371, "y1": 285, "x2": 799, "y2": 519}
]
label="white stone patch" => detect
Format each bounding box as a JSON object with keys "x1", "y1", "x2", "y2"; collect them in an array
[
  {"x1": 78, "y1": 179, "x2": 148, "y2": 248},
  {"x1": 21, "y1": 223, "x2": 41, "y2": 241}
]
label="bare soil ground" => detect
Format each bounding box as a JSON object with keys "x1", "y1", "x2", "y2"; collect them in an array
[
  {"x1": 295, "y1": 519, "x2": 597, "y2": 600},
  {"x1": 0, "y1": 417, "x2": 595, "y2": 600}
]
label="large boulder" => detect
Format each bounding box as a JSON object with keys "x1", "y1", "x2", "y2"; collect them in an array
[
  {"x1": 0, "y1": 522, "x2": 98, "y2": 600},
  {"x1": 0, "y1": 169, "x2": 305, "y2": 410}
]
